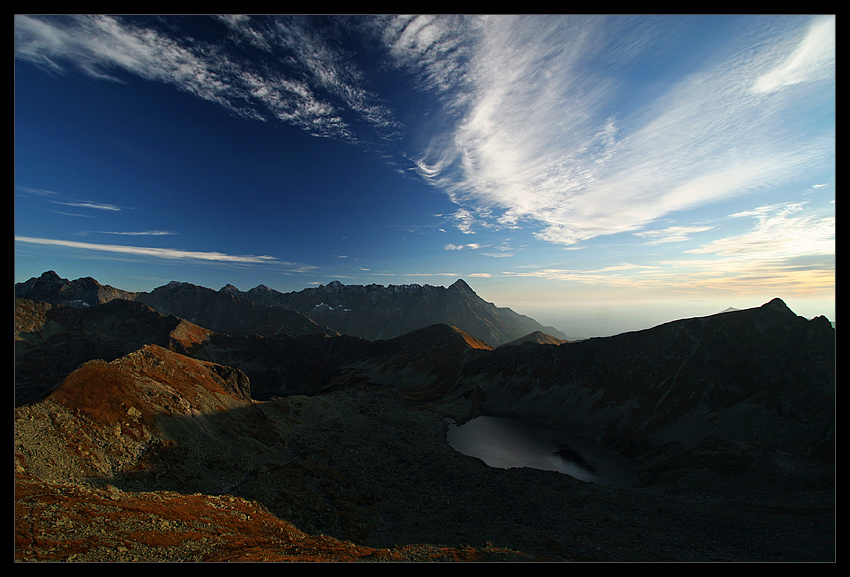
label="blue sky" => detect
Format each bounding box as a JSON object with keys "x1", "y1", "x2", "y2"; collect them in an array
[{"x1": 14, "y1": 15, "x2": 835, "y2": 337}]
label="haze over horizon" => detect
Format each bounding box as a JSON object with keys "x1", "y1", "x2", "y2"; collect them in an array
[{"x1": 15, "y1": 15, "x2": 835, "y2": 338}]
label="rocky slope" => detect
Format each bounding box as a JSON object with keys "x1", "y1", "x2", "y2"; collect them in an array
[
  {"x1": 15, "y1": 365, "x2": 835, "y2": 562},
  {"x1": 13, "y1": 343, "x2": 537, "y2": 561},
  {"x1": 14, "y1": 297, "x2": 214, "y2": 406},
  {"x1": 14, "y1": 277, "x2": 835, "y2": 562}
]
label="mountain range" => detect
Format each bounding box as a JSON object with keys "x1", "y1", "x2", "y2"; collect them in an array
[
  {"x1": 14, "y1": 270, "x2": 835, "y2": 562},
  {"x1": 17, "y1": 271, "x2": 568, "y2": 346},
  {"x1": 222, "y1": 277, "x2": 569, "y2": 345}
]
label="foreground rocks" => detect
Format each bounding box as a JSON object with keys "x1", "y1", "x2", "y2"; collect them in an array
[
  {"x1": 15, "y1": 377, "x2": 834, "y2": 562},
  {"x1": 15, "y1": 475, "x2": 535, "y2": 562}
]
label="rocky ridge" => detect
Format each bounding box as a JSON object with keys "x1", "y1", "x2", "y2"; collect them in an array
[
  {"x1": 14, "y1": 270, "x2": 139, "y2": 308},
  {"x1": 14, "y1": 273, "x2": 835, "y2": 562},
  {"x1": 221, "y1": 277, "x2": 568, "y2": 346}
]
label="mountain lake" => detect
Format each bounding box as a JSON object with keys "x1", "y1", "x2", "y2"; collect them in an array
[{"x1": 446, "y1": 415, "x2": 639, "y2": 488}]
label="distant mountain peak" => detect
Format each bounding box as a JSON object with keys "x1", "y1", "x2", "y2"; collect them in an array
[
  {"x1": 394, "y1": 323, "x2": 494, "y2": 351},
  {"x1": 764, "y1": 297, "x2": 790, "y2": 310},
  {"x1": 503, "y1": 331, "x2": 568, "y2": 347},
  {"x1": 757, "y1": 297, "x2": 798, "y2": 319},
  {"x1": 15, "y1": 270, "x2": 135, "y2": 307},
  {"x1": 448, "y1": 278, "x2": 473, "y2": 293},
  {"x1": 40, "y1": 270, "x2": 64, "y2": 281}
]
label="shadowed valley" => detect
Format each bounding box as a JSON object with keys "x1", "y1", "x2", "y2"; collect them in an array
[{"x1": 14, "y1": 271, "x2": 835, "y2": 562}]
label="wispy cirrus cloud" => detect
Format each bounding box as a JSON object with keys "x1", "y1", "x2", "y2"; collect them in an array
[
  {"x1": 444, "y1": 243, "x2": 481, "y2": 251},
  {"x1": 14, "y1": 14, "x2": 399, "y2": 144},
  {"x1": 15, "y1": 185, "x2": 59, "y2": 197},
  {"x1": 82, "y1": 230, "x2": 178, "y2": 236},
  {"x1": 393, "y1": 15, "x2": 835, "y2": 246},
  {"x1": 686, "y1": 202, "x2": 834, "y2": 261},
  {"x1": 503, "y1": 202, "x2": 834, "y2": 296},
  {"x1": 15, "y1": 14, "x2": 835, "y2": 259},
  {"x1": 53, "y1": 200, "x2": 122, "y2": 212},
  {"x1": 633, "y1": 225, "x2": 714, "y2": 244},
  {"x1": 15, "y1": 236, "x2": 279, "y2": 264}
]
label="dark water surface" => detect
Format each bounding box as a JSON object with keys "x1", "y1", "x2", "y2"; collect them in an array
[{"x1": 447, "y1": 416, "x2": 638, "y2": 488}]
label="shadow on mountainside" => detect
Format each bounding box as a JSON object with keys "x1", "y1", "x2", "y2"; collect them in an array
[
  {"x1": 18, "y1": 360, "x2": 832, "y2": 564},
  {"x1": 14, "y1": 292, "x2": 835, "y2": 562}
]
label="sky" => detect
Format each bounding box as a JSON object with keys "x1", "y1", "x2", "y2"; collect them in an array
[{"x1": 14, "y1": 14, "x2": 835, "y2": 338}]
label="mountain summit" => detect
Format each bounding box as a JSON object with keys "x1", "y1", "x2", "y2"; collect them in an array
[
  {"x1": 227, "y1": 277, "x2": 567, "y2": 346},
  {"x1": 14, "y1": 270, "x2": 138, "y2": 307},
  {"x1": 447, "y1": 278, "x2": 474, "y2": 294}
]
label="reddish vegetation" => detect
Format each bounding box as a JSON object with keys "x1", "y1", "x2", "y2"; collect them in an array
[
  {"x1": 48, "y1": 345, "x2": 247, "y2": 429},
  {"x1": 167, "y1": 318, "x2": 214, "y2": 352},
  {"x1": 451, "y1": 325, "x2": 494, "y2": 350},
  {"x1": 15, "y1": 343, "x2": 528, "y2": 562},
  {"x1": 14, "y1": 473, "x2": 510, "y2": 562}
]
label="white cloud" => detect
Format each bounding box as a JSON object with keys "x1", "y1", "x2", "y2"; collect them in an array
[
  {"x1": 751, "y1": 15, "x2": 835, "y2": 95},
  {"x1": 395, "y1": 15, "x2": 835, "y2": 247},
  {"x1": 14, "y1": 15, "x2": 398, "y2": 143},
  {"x1": 450, "y1": 208, "x2": 477, "y2": 234},
  {"x1": 503, "y1": 202, "x2": 834, "y2": 296},
  {"x1": 94, "y1": 230, "x2": 178, "y2": 236},
  {"x1": 687, "y1": 202, "x2": 834, "y2": 260},
  {"x1": 53, "y1": 200, "x2": 122, "y2": 212},
  {"x1": 633, "y1": 225, "x2": 714, "y2": 244},
  {"x1": 15, "y1": 236, "x2": 279, "y2": 264},
  {"x1": 15, "y1": 15, "x2": 835, "y2": 255},
  {"x1": 15, "y1": 185, "x2": 59, "y2": 197}
]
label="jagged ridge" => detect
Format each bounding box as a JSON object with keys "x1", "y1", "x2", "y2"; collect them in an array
[{"x1": 223, "y1": 277, "x2": 567, "y2": 346}]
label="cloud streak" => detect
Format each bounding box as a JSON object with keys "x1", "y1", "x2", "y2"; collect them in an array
[
  {"x1": 53, "y1": 200, "x2": 122, "y2": 212},
  {"x1": 15, "y1": 236, "x2": 279, "y2": 264},
  {"x1": 687, "y1": 202, "x2": 834, "y2": 261},
  {"x1": 91, "y1": 230, "x2": 178, "y2": 236}
]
